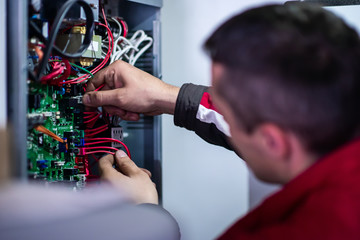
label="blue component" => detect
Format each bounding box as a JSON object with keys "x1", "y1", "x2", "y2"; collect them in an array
[
  {"x1": 75, "y1": 138, "x2": 84, "y2": 147},
  {"x1": 59, "y1": 140, "x2": 67, "y2": 153},
  {"x1": 37, "y1": 160, "x2": 48, "y2": 169},
  {"x1": 59, "y1": 88, "x2": 66, "y2": 95}
]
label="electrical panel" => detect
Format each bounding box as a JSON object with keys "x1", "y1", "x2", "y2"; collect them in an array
[{"x1": 6, "y1": 0, "x2": 162, "y2": 192}]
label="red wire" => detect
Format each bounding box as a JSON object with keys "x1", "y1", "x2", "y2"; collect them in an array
[
  {"x1": 85, "y1": 125, "x2": 108, "y2": 132},
  {"x1": 84, "y1": 138, "x2": 131, "y2": 158},
  {"x1": 84, "y1": 146, "x2": 119, "y2": 152},
  {"x1": 83, "y1": 113, "x2": 100, "y2": 119},
  {"x1": 54, "y1": 59, "x2": 71, "y2": 85},
  {"x1": 41, "y1": 59, "x2": 71, "y2": 85},
  {"x1": 84, "y1": 141, "x2": 112, "y2": 145},
  {"x1": 120, "y1": 19, "x2": 128, "y2": 37},
  {"x1": 58, "y1": 26, "x2": 112, "y2": 84},
  {"x1": 94, "y1": 83, "x2": 105, "y2": 91},
  {"x1": 85, "y1": 157, "x2": 90, "y2": 176},
  {"x1": 62, "y1": 22, "x2": 114, "y2": 85},
  {"x1": 91, "y1": 153, "x2": 99, "y2": 162},
  {"x1": 102, "y1": 7, "x2": 109, "y2": 27},
  {"x1": 85, "y1": 150, "x2": 115, "y2": 155},
  {"x1": 84, "y1": 111, "x2": 100, "y2": 114},
  {"x1": 84, "y1": 114, "x2": 100, "y2": 124},
  {"x1": 36, "y1": 43, "x2": 46, "y2": 48},
  {"x1": 88, "y1": 153, "x2": 100, "y2": 170},
  {"x1": 85, "y1": 127, "x2": 108, "y2": 137},
  {"x1": 41, "y1": 66, "x2": 64, "y2": 82},
  {"x1": 88, "y1": 23, "x2": 113, "y2": 74}
]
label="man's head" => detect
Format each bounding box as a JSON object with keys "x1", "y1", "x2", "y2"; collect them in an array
[{"x1": 204, "y1": 4, "x2": 360, "y2": 183}]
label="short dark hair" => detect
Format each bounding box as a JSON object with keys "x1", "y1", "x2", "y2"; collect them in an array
[{"x1": 204, "y1": 4, "x2": 360, "y2": 155}]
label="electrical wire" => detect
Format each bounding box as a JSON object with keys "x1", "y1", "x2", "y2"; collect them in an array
[
  {"x1": 84, "y1": 113, "x2": 100, "y2": 120},
  {"x1": 85, "y1": 127, "x2": 108, "y2": 137},
  {"x1": 84, "y1": 150, "x2": 115, "y2": 155},
  {"x1": 34, "y1": 125, "x2": 66, "y2": 147},
  {"x1": 120, "y1": 19, "x2": 128, "y2": 37},
  {"x1": 29, "y1": 5, "x2": 133, "y2": 180},
  {"x1": 37, "y1": 0, "x2": 94, "y2": 82},
  {"x1": 41, "y1": 59, "x2": 72, "y2": 85},
  {"x1": 94, "y1": 83, "x2": 105, "y2": 91},
  {"x1": 84, "y1": 138, "x2": 131, "y2": 158},
  {"x1": 84, "y1": 114, "x2": 100, "y2": 124},
  {"x1": 85, "y1": 125, "x2": 108, "y2": 132},
  {"x1": 107, "y1": 29, "x2": 153, "y2": 65},
  {"x1": 61, "y1": 22, "x2": 113, "y2": 85},
  {"x1": 83, "y1": 146, "x2": 120, "y2": 152},
  {"x1": 70, "y1": 62, "x2": 94, "y2": 77},
  {"x1": 51, "y1": 59, "x2": 94, "y2": 78}
]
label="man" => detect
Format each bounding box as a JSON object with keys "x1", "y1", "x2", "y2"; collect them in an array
[{"x1": 83, "y1": 3, "x2": 360, "y2": 239}]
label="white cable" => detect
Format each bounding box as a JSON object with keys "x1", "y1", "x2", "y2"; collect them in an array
[
  {"x1": 103, "y1": 26, "x2": 153, "y2": 65},
  {"x1": 110, "y1": 17, "x2": 123, "y2": 39},
  {"x1": 129, "y1": 37, "x2": 153, "y2": 65}
]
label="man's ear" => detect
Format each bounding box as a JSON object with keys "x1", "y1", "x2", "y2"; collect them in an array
[{"x1": 256, "y1": 123, "x2": 291, "y2": 161}]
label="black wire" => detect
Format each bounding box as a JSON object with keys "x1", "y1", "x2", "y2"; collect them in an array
[
  {"x1": 36, "y1": 0, "x2": 94, "y2": 82},
  {"x1": 29, "y1": 20, "x2": 46, "y2": 43}
]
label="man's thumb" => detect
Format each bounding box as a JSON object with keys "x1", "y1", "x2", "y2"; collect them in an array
[
  {"x1": 116, "y1": 150, "x2": 128, "y2": 158},
  {"x1": 115, "y1": 150, "x2": 139, "y2": 177}
]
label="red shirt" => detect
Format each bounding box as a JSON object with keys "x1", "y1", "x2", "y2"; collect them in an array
[{"x1": 218, "y1": 139, "x2": 360, "y2": 240}]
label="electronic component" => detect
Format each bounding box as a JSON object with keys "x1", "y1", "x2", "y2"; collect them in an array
[
  {"x1": 26, "y1": 0, "x2": 156, "y2": 189},
  {"x1": 27, "y1": 113, "x2": 46, "y2": 128},
  {"x1": 56, "y1": 32, "x2": 103, "y2": 60},
  {"x1": 111, "y1": 127, "x2": 124, "y2": 148},
  {"x1": 28, "y1": 94, "x2": 42, "y2": 109}
]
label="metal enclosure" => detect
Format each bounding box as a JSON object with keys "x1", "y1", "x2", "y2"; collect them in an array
[
  {"x1": 104, "y1": 0, "x2": 163, "y2": 197},
  {"x1": 6, "y1": 0, "x2": 163, "y2": 197},
  {"x1": 6, "y1": 0, "x2": 28, "y2": 180}
]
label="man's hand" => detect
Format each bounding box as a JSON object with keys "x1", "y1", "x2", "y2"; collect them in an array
[
  {"x1": 99, "y1": 150, "x2": 158, "y2": 205},
  {"x1": 83, "y1": 60, "x2": 180, "y2": 121}
]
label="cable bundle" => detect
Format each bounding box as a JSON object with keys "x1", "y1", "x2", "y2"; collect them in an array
[
  {"x1": 101, "y1": 17, "x2": 153, "y2": 65},
  {"x1": 28, "y1": 4, "x2": 132, "y2": 181}
]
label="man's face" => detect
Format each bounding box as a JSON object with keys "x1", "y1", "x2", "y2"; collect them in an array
[{"x1": 211, "y1": 63, "x2": 285, "y2": 183}]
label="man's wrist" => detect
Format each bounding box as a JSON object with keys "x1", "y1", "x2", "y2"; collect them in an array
[{"x1": 156, "y1": 84, "x2": 180, "y2": 115}]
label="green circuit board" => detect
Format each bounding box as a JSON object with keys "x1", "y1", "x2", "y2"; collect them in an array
[{"x1": 27, "y1": 82, "x2": 86, "y2": 183}]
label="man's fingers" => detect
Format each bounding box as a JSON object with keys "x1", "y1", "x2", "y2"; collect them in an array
[
  {"x1": 86, "y1": 68, "x2": 108, "y2": 92},
  {"x1": 103, "y1": 105, "x2": 127, "y2": 117},
  {"x1": 140, "y1": 168, "x2": 152, "y2": 178},
  {"x1": 98, "y1": 154, "x2": 117, "y2": 177},
  {"x1": 115, "y1": 150, "x2": 142, "y2": 177},
  {"x1": 89, "y1": 62, "x2": 125, "y2": 90},
  {"x1": 123, "y1": 112, "x2": 140, "y2": 121},
  {"x1": 102, "y1": 106, "x2": 140, "y2": 121},
  {"x1": 83, "y1": 88, "x2": 123, "y2": 107}
]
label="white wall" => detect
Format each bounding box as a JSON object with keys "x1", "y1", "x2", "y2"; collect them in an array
[
  {"x1": 326, "y1": 5, "x2": 360, "y2": 33},
  {"x1": 161, "y1": 1, "x2": 285, "y2": 239},
  {"x1": 0, "y1": 0, "x2": 6, "y2": 128}
]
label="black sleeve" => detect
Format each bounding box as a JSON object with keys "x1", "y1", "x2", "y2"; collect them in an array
[{"x1": 174, "y1": 83, "x2": 233, "y2": 151}]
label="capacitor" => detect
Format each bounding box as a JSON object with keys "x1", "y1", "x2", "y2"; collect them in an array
[{"x1": 37, "y1": 133, "x2": 44, "y2": 146}]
